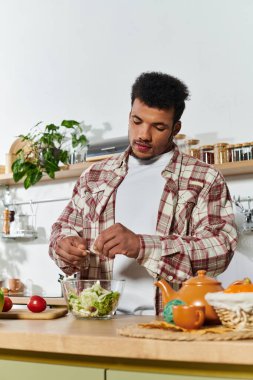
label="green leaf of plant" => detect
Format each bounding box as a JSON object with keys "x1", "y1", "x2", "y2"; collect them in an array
[
  {"x1": 24, "y1": 161, "x2": 37, "y2": 170},
  {"x1": 78, "y1": 134, "x2": 88, "y2": 145},
  {"x1": 39, "y1": 132, "x2": 63, "y2": 147},
  {"x1": 23, "y1": 168, "x2": 43, "y2": 189},
  {"x1": 44, "y1": 159, "x2": 59, "y2": 173},
  {"x1": 47, "y1": 171, "x2": 56, "y2": 179},
  {"x1": 43, "y1": 149, "x2": 53, "y2": 160},
  {"x1": 15, "y1": 148, "x2": 23, "y2": 155},
  {"x1": 18, "y1": 133, "x2": 33, "y2": 141},
  {"x1": 29, "y1": 168, "x2": 43, "y2": 185},
  {"x1": 18, "y1": 134, "x2": 26, "y2": 139},
  {"x1": 24, "y1": 175, "x2": 32, "y2": 189},
  {"x1": 71, "y1": 133, "x2": 78, "y2": 148},
  {"x1": 12, "y1": 160, "x2": 26, "y2": 179},
  {"x1": 13, "y1": 118, "x2": 90, "y2": 188},
  {"x1": 12, "y1": 159, "x2": 38, "y2": 184},
  {"x1": 71, "y1": 133, "x2": 88, "y2": 148},
  {"x1": 59, "y1": 150, "x2": 69, "y2": 164},
  {"x1": 12, "y1": 158, "x2": 24, "y2": 172},
  {"x1": 33, "y1": 121, "x2": 43, "y2": 128},
  {"x1": 13, "y1": 170, "x2": 26, "y2": 182},
  {"x1": 45, "y1": 124, "x2": 58, "y2": 132},
  {"x1": 61, "y1": 120, "x2": 79, "y2": 128}
]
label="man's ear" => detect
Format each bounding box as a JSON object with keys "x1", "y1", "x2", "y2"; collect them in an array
[
  {"x1": 128, "y1": 111, "x2": 131, "y2": 124},
  {"x1": 173, "y1": 121, "x2": 181, "y2": 136}
]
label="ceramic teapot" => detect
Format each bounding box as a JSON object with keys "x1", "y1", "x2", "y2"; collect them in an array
[{"x1": 154, "y1": 270, "x2": 223, "y2": 324}]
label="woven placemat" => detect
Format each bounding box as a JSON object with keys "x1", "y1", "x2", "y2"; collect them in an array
[{"x1": 117, "y1": 321, "x2": 253, "y2": 341}]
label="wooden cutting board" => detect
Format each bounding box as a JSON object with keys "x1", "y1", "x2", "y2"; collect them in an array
[{"x1": 0, "y1": 307, "x2": 68, "y2": 320}]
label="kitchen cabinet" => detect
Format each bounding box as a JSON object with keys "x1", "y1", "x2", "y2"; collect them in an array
[
  {"x1": 0, "y1": 360, "x2": 104, "y2": 380},
  {"x1": 0, "y1": 362, "x2": 247, "y2": 380},
  {"x1": 0, "y1": 159, "x2": 253, "y2": 187},
  {"x1": 106, "y1": 370, "x2": 244, "y2": 380}
]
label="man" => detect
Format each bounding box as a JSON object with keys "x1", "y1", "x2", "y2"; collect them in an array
[{"x1": 49, "y1": 72, "x2": 238, "y2": 314}]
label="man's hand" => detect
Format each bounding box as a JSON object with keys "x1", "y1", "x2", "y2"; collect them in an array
[
  {"x1": 94, "y1": 223, "x2": 140, "y2": 259},
  {"x1": 55, "y1": 236, "x2": 88, "y2": 267}
]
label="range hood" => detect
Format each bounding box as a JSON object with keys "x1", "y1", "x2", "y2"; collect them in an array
[{"x1": 86, "y1": 136, "x2": 129, "y2": 161}]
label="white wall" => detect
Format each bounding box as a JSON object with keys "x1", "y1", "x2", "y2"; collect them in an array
[
  {"x1": 218, "y1": 175, "x2": 253, "y2": 287},
  {"x1": 0, "y1": 0, "x2": 253, "y2": 294}
]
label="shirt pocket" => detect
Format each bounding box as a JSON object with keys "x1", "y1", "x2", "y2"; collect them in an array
[
  {"x1": 82, "y1": 189, "x2": 105, "y2": 223},
  {"x1": 173, "y1": 188, "x2": 201, "y2": 235}
]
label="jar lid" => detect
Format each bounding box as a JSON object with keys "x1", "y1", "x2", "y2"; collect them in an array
[
  {"x1": 214, "y1": 142, "x2": 229, "y2": 147},
  {"x1": 186, "y1": 139, "x2": 200, "y2": 145},
  {"x1": 174, "y1": 134, "x2": 186, "y2": 140},
  {"x1": 184, "y1": 270, "x2": 221, "y2": 286},
  {"x1": 200, "y1": 145, "x2": 214, "y2": 149},
  {"x1": 242, "y1": 142, "x2": 251, "y2": 146},
  {"x1": 233, "y1": 143, "x2": 242, "y2": 147}
]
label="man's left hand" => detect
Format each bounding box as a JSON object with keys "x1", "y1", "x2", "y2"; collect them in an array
[{"x1": 94, "y1": 223, "x2": 140, "y2": 259}]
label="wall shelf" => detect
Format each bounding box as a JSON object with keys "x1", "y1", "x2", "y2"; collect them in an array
[
  {"x1": 1, "y1": 231, "x2": 37, "y2": 240},
  {"x1": 214, "y1": 159, "x2": 253, "y2": 176},
  {"x1": 0, "y1": 159, "x2": 253, "y2": 187},
  {"x1": 0, "y1": 162, "x2": 93, "y2": 186}
]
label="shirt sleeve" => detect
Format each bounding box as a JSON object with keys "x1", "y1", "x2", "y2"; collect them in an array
[
  {"x1": 137, "y1": 172, "x2": 238, "y2": 284},
  {"x1": 48, "y1": 177, "x2": 90, "y2": 275}
]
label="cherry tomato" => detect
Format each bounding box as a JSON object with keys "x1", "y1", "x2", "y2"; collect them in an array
[
  {"x1": 3, "y1": 296, "x2": 13, "y2": 312},
  {"x1": 27, "y1": 295, "x2": 47, "y2": 313}
]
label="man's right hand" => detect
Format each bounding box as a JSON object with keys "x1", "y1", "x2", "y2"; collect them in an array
[{"x1": 55, "y1": 236, "x2": 88, "y2": 268}]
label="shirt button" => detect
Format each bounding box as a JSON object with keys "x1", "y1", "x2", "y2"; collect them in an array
[{"x1": 168, "y1": 276, "x2": 173, "y2": 281}]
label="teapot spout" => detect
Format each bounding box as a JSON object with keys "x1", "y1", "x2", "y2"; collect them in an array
[{"x1": 154, "y1": 277, "x2": 177, "y2": 306}]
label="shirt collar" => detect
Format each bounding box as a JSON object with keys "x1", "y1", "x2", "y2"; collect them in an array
[{"x1": 110, "y1": 143, "x2": 183, "y2": 177}]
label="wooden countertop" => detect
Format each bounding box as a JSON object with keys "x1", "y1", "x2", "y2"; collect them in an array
[{"x1": 0, "y1": 314, "x2": 253, "y2": 366}]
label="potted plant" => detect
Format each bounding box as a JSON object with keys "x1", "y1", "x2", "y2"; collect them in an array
[{"x1": 11, "y1": 119, "x2": 89, "y2": 189}]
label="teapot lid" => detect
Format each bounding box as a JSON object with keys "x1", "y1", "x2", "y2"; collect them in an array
[{"x1": 184, "y1": 270, "x2": 221, "y2": 286}]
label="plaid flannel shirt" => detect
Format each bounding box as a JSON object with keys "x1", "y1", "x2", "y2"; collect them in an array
[{"x1": 49, "y1": 146, "x2": 238, "y2": 314}]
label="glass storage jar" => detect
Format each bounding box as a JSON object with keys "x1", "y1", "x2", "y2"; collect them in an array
[
  {"x1": 251, "y1": 142, "x2": 253, "y2": 160},
  {"x1": 185, "y1": 139, "x2": 200, "y2": 156},
  {"x1": 199, "y1": 145, "x2": 214, "y2": 164},
  {"x1": 232, "y1": 143, "x2": 243, "y2": 161},
  {"x1": 189, "y1": 148, "x2": 200, "y2": 159},
  {"x1": 214, "y1": 142, "x2": 229, "y2": 164},
  {"x1": 174, "y1": 134, "x2": 187, "y2": 153},
  {"x1": 227, "y1": 144, "x2": 235, "y2": 162},
  {"x1": 241, "y1": 142, "x2": 252, "y2": 161},
  {"x1": 2, "y1": 209, "x2": 10, "y2": 235}
]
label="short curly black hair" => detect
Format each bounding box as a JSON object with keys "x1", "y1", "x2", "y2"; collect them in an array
[{"x1": 131, "y1": 72, "x2": 190, "y2": 122}]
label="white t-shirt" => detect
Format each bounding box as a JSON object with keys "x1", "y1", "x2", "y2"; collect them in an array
[{"x1": 114, "y1": 150, "x2": 173, "y2": 314}]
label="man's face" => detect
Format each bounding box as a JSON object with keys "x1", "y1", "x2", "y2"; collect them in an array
[{"x1": 128, "y1": 98, "x2": 181, "y2": 159}]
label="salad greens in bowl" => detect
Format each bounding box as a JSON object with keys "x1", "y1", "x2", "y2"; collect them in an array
[{"x1": 62, "y1": 279, "x2": 125, "y2": 319}]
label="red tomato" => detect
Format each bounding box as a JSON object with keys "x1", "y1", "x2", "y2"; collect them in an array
[
  {"x1": 27, "y1": 295, "x2": 47, "y2": 313},
  {"x1": 2, "y1": 296, "x2": 13, "y2": 312}
]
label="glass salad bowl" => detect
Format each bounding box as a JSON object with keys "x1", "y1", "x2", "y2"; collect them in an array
[{"x1": 62, "y1": 279, "x2": 125, "y2": 319}]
